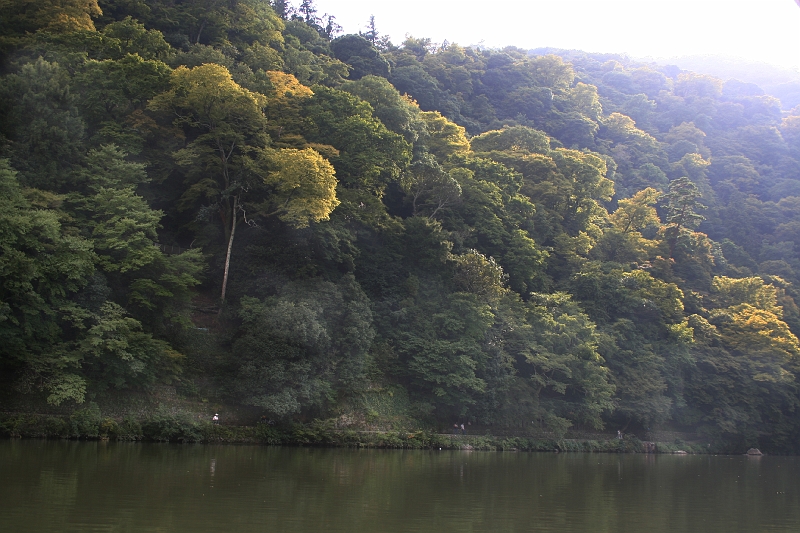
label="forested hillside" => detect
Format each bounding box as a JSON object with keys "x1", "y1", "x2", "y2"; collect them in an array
[{"x1": 3, "y1": 0, "x2": 800, "y2": 452}]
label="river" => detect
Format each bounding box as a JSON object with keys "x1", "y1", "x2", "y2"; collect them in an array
[{"x1": 1, "y1": 439, "x2": 799, "y2": 532}]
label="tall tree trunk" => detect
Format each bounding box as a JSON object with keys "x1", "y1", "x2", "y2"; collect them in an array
[
  {"x1": 195, "y1": 20, "x2": 206, "y2": 44},
  {"x1": 219, "y1": 195, "x2": 238, "y2": 311}
]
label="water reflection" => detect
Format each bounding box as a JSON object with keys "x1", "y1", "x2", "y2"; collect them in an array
[{"x1": 1, "y1": 440, "x2": 799, "y2": 532}]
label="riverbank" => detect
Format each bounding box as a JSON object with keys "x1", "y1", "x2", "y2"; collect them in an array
[{"x1": 0, "y1": 411, "x2": 711, "y2": 454}]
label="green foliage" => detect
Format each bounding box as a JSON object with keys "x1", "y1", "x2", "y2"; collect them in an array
[
  {"x1": 141, "y1": 405, "x2": 204, "y2": 442},
  {"x1": 330, "y1": 34, "x2": 389, "y2": 80},
  {"x1": 0, "y1": 57, "x2": 86, "y2": 189},
  {"x1": 113, "y1": 415, "x2": 143, "y2": 440},
  {"x1": 301, "y1": 85, "x2": 411, "y2": 195},
  {"x1": 4, "y1": 0, "x2": 800, "y2": 452},
  {"x1": 516, "y1": 293, "x2": 615, "y2": 429},
  {"x1": 419, "y1": 110, "x2": 470, "y2": 159},
  {"x1": 73, "y1": 54, "x2": 171, "y2": 152},
  {"x1": 399, "y1": 291, "x2": 493, "y2": 414},
  {"x1": 661, "y1": 176, "x2": 707, "y2": 262},
  {"x1": 72, "y1": 144, "x2": 204, "y2": 332},
  {"x1": 0, "y1": 414, "x2": 69, "y2": 438},
  {"x1": 471, "y1": 126, "x2": 550, "y2": 154},
  {"x1": 451, "y1": 250, "x2": 508, "y2": 301},
  {"x1": 69, "y1": 402, "x2": 103, "y2": 437},
  {"x1": 85, "y1": 180, "x2": 162, "y2": 273},
  {"x1": 1, "y1": 0, "x2": 101, "y2": 37},
  {"x1": 101, "y1": 16, "x2": 171, "y2": 60},
  {"x1": 341, "y1": 75, "x2": 425, "y2": 144},
  {"x1": 81, "y1": 301, "x2": 184, "y2": 389},
  {"x1": 230, "y1": 274, "x2": 374, "y2": 416},
  {"x1": 0, "y1": 160, "x2": 95, "y2": 401},
  {"x1": 400, "y1": 155, "x2": 461, "y2": 218}
]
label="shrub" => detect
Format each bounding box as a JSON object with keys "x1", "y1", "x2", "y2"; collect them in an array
[
  {"x1": 38, "y1": 415, "x2": 70, "y2": 437},
  {"x1": 69, "y1": 403, "x2": 103, "y2": 438},
  {"x1": 142, "y1": 406, "x2": 203, "y2": 442},
  {"x1": 0, "y1": 414, "x2": 69, "y2": 438},
  {"x1": 112, "y1": 416, "x2": 143, "y2": 440}
]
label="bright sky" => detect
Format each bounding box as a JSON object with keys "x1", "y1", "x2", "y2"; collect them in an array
[{"x1": 313, "y1": 0, "x2": 800, "y2": 71}]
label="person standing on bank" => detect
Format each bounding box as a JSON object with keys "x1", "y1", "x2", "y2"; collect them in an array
[{"x1": 213, "y1": 413, "x2": 219, "y2": 425}]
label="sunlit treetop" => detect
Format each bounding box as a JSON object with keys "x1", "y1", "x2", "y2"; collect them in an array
[{"x1": 1, "y1": 0, "x2": 102, "y2": 35}]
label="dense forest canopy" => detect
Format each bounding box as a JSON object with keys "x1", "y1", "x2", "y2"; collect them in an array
[{"x1": 2, "y1": 0, "x2": 800, "y2": 452}]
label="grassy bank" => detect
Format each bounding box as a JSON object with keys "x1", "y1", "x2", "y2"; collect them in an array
[{"x1": 0, "y1": 410, "x2": 711, "y2": 454}]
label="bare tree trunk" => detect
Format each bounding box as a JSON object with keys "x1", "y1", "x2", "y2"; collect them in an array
[
  {"x1": 195, "y1": 20, "x2": 206, "y2": 44},
  {"x1": 219, "y1": 195, "x2": 238, "y2": 312},
  {"x1": 411, "y1": 189, "x2": 423, "y2": 216},
  {"x1": 428, "y1": 199, "x2": 448, "y2": 220}
]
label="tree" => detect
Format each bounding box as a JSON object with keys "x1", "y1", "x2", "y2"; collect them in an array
[
  {"x1": 599, "y1": 318, "x2": 674, "y2": 427},
  {"x1": 684, "y1": 277, "x2": 800, "y2": 448},
  {"x1": 528, "y1": 54, "x2": 575, "y2": 92},
  {"x1": 661, "y1": 177, "x2": 706, "y2": 257},
  {"x1": 231, "y1": 275, "x2": 374, "y2": 416},
  {"x1": 318, "y1": 15, "x2": 341, "y2": 40},
  {"x1": 270, "y1": 0, "x2": 293, "y2": 20},
  {"x1": 419, "y1": 111, "x2": 470, "y2": 160},
  {"x1": 400, "y1": 155, "x2": 461, "y2": 218},
  {"x1": 0, "y1": 0, "x2": 101, "y2": 37},
  {"x1": 610, "y1": 187, "x2": 661, "y2": 234},
  {"x1": 262, "y1": 70, "x2": 313, "y2": 142},
  {"x1": 301, "y1": 86, "x2": 411, "y2": 198},
  {"x1": 390, "y1": 60, "x2": 456, "y2": 115},
  {"x1": 397, "y1": 291, "x2": 494, "y2": 417},
  {"x1": 331, "y1": 34, "x2": 390, "y2": 80},
  {"x1": 451, "y1": 250, "x2": 508, "y2": 302},
  {"x1": 362, "y1": 15, "x2": 378, "y2": 45},
  {"x1": 74, "y1": 54, "x2": 172, "y2": 153},
  {"x1": 0, "y1": 57, "x2": 86, "y2": 190},
  {"x1": 100, "y1": 16, "x2": 172, "y2": 60},
  {"x1": 83, "y1": 169, "x2": 162, "y2": 274},
  {"x1": 568, "y1": 82, "x2": 603, "y2": 122},
  {"x1": 517, "y1": 292, "x2": 614, "y2": 430},
  {"x1": 150, "y1": 65, "x2": 341, "y2": 306},
  {"x1": 674, "y1": 72, "x2": 723, "y2": 99},
  {"x1": 72, "y1": 145, "x2": 203, "y2": 332},
  {"x1": 593, "y1": 187, "x2": 661, "y2": 263},
  {"x1": 255, "y1": 147, "x2": 340, "y2": 228},
  {"x1": 149, "y1": 63, "x2": 270, "y2": 304},
  {"x1": 566, "y1": 266, "x2": 689, "y2": 427},
  {"x1": 297, "y1": 0, "x2": 318, "y2": 26},
  {"x1": 341, "y1": 75, "x2": 425, "y2": 144},
  {"x1": 711, "y1": 276, "x2": 782, "y2": 313},
  {"x1": 0, "y1": 160, "x2": 95, "y2": 404},
  {"x1": 433, "y1": 154, "x2": 546, "y2": 295},
  {"x1": 471, "y1": 126, "x2": 550, "y2": 154},
  {"x1": 359, "y1": 14, "x2": 390, "y2": 50},
  {"x1": 79, "y1": 302, "x2": 183, "y2": 392}
]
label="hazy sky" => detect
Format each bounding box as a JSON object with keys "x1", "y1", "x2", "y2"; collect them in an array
[{"x1": 313, "y1": 0, "x2": 800, "y2": 71}]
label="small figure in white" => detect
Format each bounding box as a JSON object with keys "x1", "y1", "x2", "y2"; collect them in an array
[
  {"x1": 617, "y1": 429, "x2": 622, "y2": 440},
  {"x1": 213, "y1": 413, "x2": 219, "y2": 425}
]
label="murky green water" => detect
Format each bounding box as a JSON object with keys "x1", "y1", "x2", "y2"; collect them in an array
[{"x1": 2, "y1": 439, "x2": 800, "y2": 532}]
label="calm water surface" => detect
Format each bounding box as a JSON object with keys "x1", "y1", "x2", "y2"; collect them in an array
[{"x1": 1, "y1": 439, "x2": 799, "y2": 532}]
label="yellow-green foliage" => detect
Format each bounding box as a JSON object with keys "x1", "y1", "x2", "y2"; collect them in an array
[{"x1": 261, "y1": 147, "x2": 340, "y2": 227}]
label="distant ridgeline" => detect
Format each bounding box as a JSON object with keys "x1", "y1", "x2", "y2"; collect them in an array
[{"x1": 3, "y1": 0, "x2": 800, "y2": 454}]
